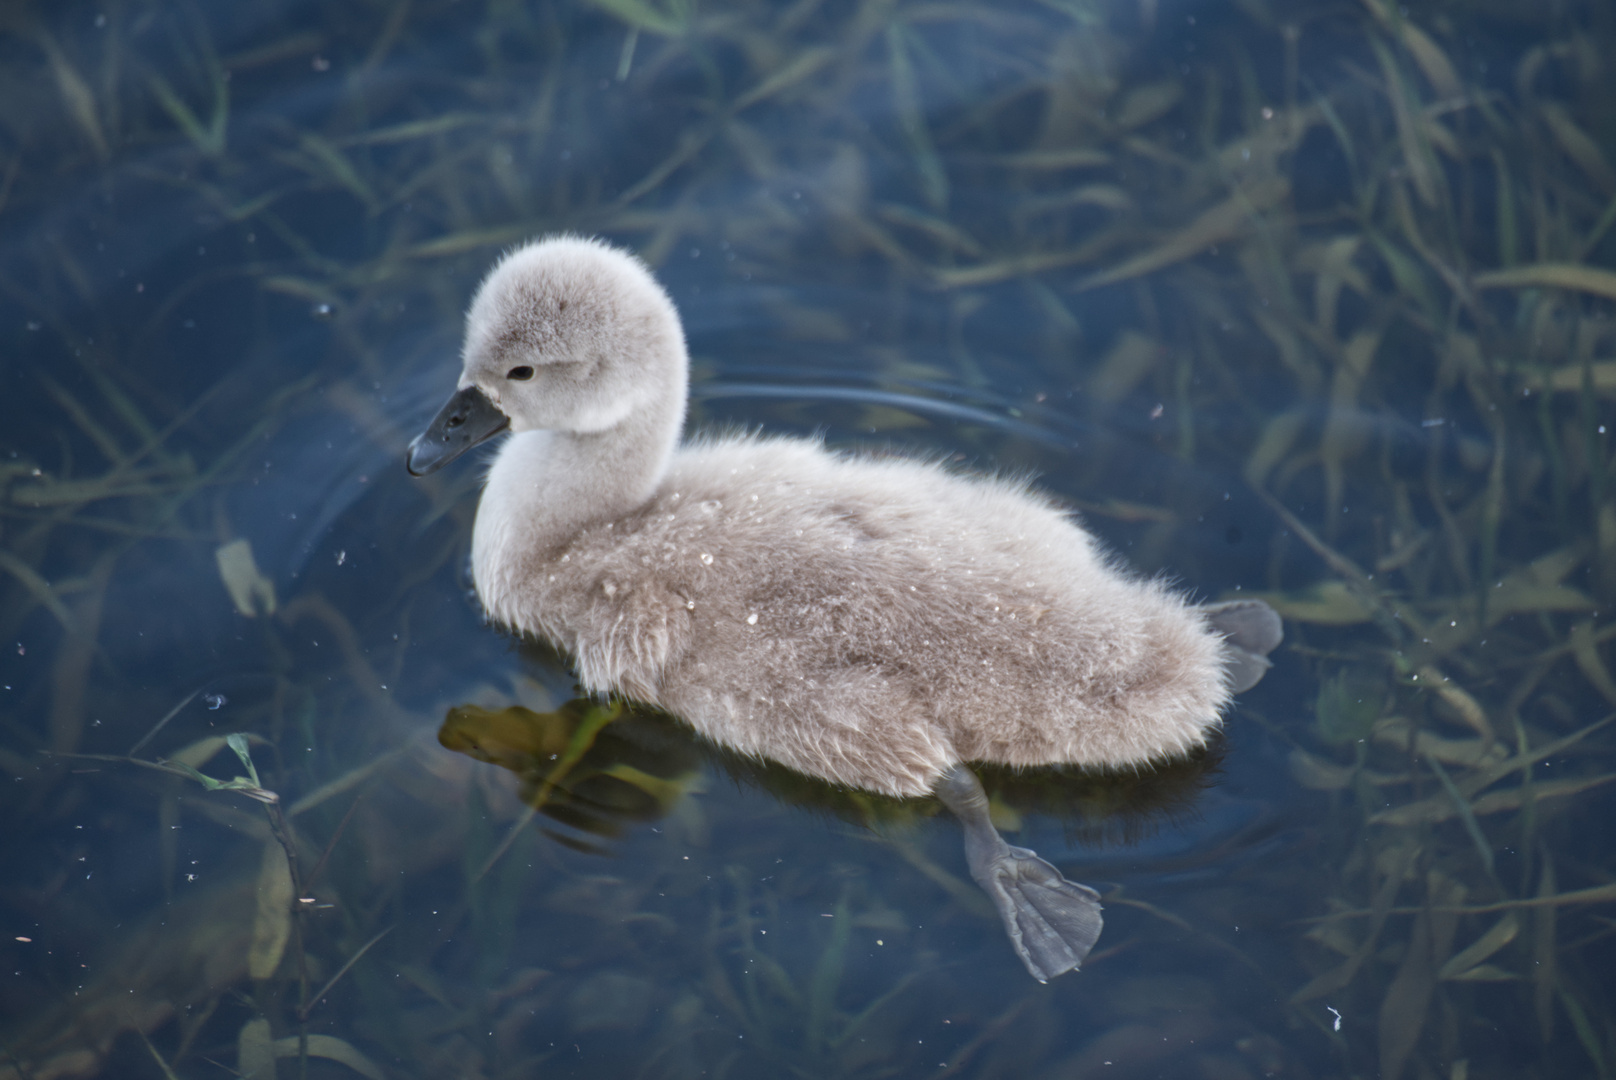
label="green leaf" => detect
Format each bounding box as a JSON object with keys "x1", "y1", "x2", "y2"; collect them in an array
[
  {"x1": 1316, "y1": 665, "x2": 1385, "y2": 745},
  {"x1": 589, "y1": 0, "x2": 686, "y2": 36}
]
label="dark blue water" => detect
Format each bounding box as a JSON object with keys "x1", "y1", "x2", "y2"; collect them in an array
[{"x1": 4, "y1": 1, "x2": 1615, "y2": 1077}]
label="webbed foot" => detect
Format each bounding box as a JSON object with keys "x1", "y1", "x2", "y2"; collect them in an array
[
  {"x1": 973, "y1": 842, "x2": 1103, "y2": 982},
  {"x1": 934, "y1": 766, "x2": 1104, "y2": 982},
  {"x1": 1202, "y1": 599, "x2": 1284, "y2": 694}
]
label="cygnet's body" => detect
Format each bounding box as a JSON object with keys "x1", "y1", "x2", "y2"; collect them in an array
[
  {"x1": 408, "y1": 236, "x2": 1281, "y2": 982},
  {"x1": 479, "y1": 431, "x2": 1228, "y2": 797}
]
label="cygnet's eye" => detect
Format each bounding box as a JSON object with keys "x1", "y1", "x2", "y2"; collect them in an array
[{"x1": 506, "y1": 366, "x2": 535, "y2": 381}]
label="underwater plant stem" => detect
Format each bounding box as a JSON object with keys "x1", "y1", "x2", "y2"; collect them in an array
[
  {"x1": 136, "y1": 1029, "x2": 182, "y2": 1080},
  {"x1": 261, "y1": 799, "x2": 311, "y2": 1078},
  {"x1": 305, "y1": 788, "x2": 366, "y2": 890},
  {"x1": 936, "y1": 999, "x2": 1030, "y2": 1078},
  {"x1": 472, "y1": 804, "x2": 538, "y2": 885},
  {"x1": 1254, "y1": 487, "x2": 1411, "y2": 645},
  {"x1": 1514, "y1": 715, "x2": 1538, "y2": 898},
  {"x1": 1, "y1": 1047, "x2": 40, "y2": 1080},
  {"x1": 1427, "y1": 755, "x2": 1495, "y2": 878},
  {"x1": 126, "y1": 688, "x2": 202, "y2": 758},
  {"x1": 1476, "y1": 404, "x2": 1506, "y2": 626},
  {"x1": 302, "y1": 926, "x2": 394, "y2": 1020}
]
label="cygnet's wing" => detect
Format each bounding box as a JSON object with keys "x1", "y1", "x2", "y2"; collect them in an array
[
  {"x1": 1203, "y1": 600, "x2": 1283, "y2": 694},
  {"x1": 978, "y1": 846, "x2": 1104, "y2": 983}
]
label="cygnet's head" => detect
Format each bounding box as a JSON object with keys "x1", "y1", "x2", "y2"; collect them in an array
[{"x1": 407, "y1": 235, "x2": 688, "y2": 476}]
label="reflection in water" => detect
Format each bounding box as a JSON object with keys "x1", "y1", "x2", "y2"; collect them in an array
[
  {"x1": 438, "y1": 695, "x2": 1225, "y2": 851},
  {"x1": 439, "y1": 700, "x2": 704, "y2": 853}
]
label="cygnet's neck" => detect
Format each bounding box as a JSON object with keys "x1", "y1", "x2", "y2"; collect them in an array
[{"x1": 472, "y1": 388, "x2": 685, "y2": 607}]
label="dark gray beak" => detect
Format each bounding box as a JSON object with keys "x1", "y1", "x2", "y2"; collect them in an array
[{"x1": 406, "y1": 385, "x2": 510, "y2": 476}]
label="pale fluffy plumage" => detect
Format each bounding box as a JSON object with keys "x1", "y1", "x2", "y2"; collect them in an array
[{"x1": 444, "y1": 236, "x2": 1238, "y2": 799}]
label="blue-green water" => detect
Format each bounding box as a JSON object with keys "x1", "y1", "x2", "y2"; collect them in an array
[{"x1": 4, "y1": 1, "x2": 1616, "y2": 1077}]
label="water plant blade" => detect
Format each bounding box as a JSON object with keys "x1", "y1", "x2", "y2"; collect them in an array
[{"x1": 247, "y1": 840, "x2": 294, "y2": 979}]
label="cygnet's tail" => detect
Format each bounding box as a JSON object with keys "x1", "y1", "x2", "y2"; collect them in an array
[{"x1": 1202, "y1": 599, "x2": 1283, "y2": 694}]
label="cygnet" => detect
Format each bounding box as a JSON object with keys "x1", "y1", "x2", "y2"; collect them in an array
[{"x1": 407, "y1": 235, "x2": 1282, "y2": 982}]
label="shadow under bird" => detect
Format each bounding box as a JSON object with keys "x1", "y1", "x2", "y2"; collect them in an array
[{"x1": 406, "y1": 235, "x2": 1282, "y2": 982}]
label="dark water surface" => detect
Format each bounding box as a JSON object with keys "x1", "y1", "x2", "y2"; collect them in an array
[{"x1": 4, "y1": 0, "x2": 1616, "y2": 1077}]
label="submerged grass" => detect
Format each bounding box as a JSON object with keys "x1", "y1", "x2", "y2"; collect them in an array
[{"x1": 2, "y1": 0, "x2": 1616, "y2": 1076}]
